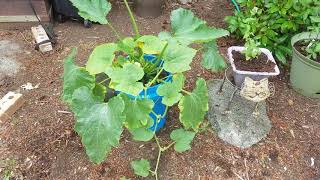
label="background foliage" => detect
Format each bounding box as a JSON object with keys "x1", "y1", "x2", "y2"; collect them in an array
[{"x1": 226, "y1": 0, "x2": 320, "y2": 64}]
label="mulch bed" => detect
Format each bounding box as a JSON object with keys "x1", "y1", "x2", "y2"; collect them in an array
[{"x1": 0, "y1": 1, "x2": 319, "y2": 180}]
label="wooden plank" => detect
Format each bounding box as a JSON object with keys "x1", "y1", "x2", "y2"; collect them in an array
[
  {"x1": 31, "y1": 25, "x2": 52, "y2": 52},
  {"x1": 0, "y1": 92, "x2": 25, "y2": 121},
  {"x1": 0, "y1": 0, "x2": 49, "y2": 22},
  {"x1": 0, "y1": 15, "x2": 38, "y2": 22}
]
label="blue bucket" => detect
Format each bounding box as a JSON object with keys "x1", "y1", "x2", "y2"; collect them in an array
[{"x1": 120, "y1": 54, "x2": 171, "y2": 132}]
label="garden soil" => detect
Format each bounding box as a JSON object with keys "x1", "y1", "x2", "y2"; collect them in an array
[
  {"x1": 294, "y1": 42, "x2": 320, "y2": 63},
  {"x1": 232, "y1": 51, "x2": 276, "y2": 72},
  {"x1": 0, "y1": 1, "x2": 319, "y2": 179}
]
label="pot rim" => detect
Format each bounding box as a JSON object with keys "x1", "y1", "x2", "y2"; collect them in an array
[{"x1": 227, "y1": 46, "x2": 280, "y2": 76}]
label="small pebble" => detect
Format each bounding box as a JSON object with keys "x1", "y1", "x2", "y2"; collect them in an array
[{"x1": 288, "y1": 99, "x2": 294, "y2": 106}]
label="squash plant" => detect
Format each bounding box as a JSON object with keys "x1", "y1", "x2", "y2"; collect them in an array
[{"x1": 62, "y1": 0, "x2": 229, "y2": 178}]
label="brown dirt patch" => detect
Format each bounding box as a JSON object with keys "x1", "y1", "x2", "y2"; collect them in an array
[
  {"x1": 232, "y1": 51, "x2": 276, "y2": 72},
  {"x1": 0, "y1": 1, "x2": 319, "y2": 180}
]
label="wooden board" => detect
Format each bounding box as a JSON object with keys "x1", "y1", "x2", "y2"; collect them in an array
[
  {"x1": 31, "y1": 25, "x2": 52, "y2": 52},
  {"x1": 0, "y1": 0, "x2": 50, "y2": 22},
  {"x1": 0, "y1": 92, "x2": 25, "y2": 121}
]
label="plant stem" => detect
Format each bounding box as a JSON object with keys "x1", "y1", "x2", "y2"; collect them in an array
[
  {"x1": 152, "y1": 43, "x2": 169, "y2": 69},
  {"x1": 147, "y1": 67, "x2": 164, "y2": 87},
  {"x1": 98, "y1": 78, "x2": 110, "y2": 84},
  {"x1": 154, "y1": 146, "x2": 161, "y2": 180},
  {"x1": 162, "y1": 106, "x2": 169, "y2": 118},
  {"x1": 154, "y1": 134, "x2": 163, "y2": 180},
  {"x1": 107, "y1": 23, "x2": 122, "y2": 40},
  {"x1": 123, "y1": 0, "x2": 140, "y2": 38},
  {"x1": 163, "y1": 141, "x2": 175, "y2": 151},
  {"x1": 155, "y1": 135, "x2": 162, "y2": 151},
  {"x1": 153, "y1": 134, "x2": 175, "y2": 180}
]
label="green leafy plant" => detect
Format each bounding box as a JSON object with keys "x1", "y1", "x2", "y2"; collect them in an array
[
  {"x1": 304, "y1": 40, "x2": 320, "y2": 61},
  {"x1": 225, "y1": 0, "x2": 320, "y2": 64},
  {"x1": 242, "y1": 38, "x2": 262, "y2": 60},
  {"x1": 63, "y1": 0, "x2": 229, "y2": 179}
]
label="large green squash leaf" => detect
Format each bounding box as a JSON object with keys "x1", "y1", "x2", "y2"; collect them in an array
[
  {"x1": 74, "y1": 93, "x2": 125, "y2": 164},
  {"x1": 170, "y1": 129, "x2": 195, "y2": 153},
  {"x1": 62, "y1": 49, "x2": 95, "y2": 103},
  {"x1": 157, "y1": 74, "x2": 185, "y2": 106},
  {"x1": 71, "y1": 86, "x2": 104, "y2": 116},
  {"x1": 163, "y1": 44, "x2": 197, "y2": 73},
  {"x1": 178, "y1": 78, "x2": 208, "y2": 131},
  {"x1": 118, "y1": 37, "x2": 136, "y2": 55},
  {"x1": 121, "y1": 95, "x2": 154, "y2": 129},
  {"x1": 136, "y1": 35, "x2": 167, "y2": 55},
  {"x1": 131, "y1": 159, "x2": 151, "y2": 177},
  {"x1": 170, "y1": 8, "x2": 229, "y2": 45},
  {"x1": 86, "y1": 43, "x2": 118, "y2": 75},
  {"x1": 201, "y1": 41, "x2": 227, "y2": 71},
  {"x1": 130, "y1": 128, "x2": 154, "y2": 142},
  {"x1": 92, "y1": 83, "x2": 107, "y2": 100},
  {"x1": 70, "y1": 0, "x2": 111, "y2": 24},
  {"x1": 105, "y1": 62, "x2": 144, "y2": 96}
]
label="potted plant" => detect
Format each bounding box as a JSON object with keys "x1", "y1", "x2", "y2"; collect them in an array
[
  {"x1": 62, "y1": 0, "x2": 229, "y2": 178},
  {"x1": 227, "y1": 38, "x2": 280, "y2": 87},
  {"x1": 225, "y1": 1, "x2": 320, "y2": 65},
  {"x1": 290, "y1": 32, "x2": 320, "y2": 98}
]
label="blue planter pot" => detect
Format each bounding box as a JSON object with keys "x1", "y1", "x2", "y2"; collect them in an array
[{"x1": 120, "y1": 54, "x2": 171, "y2": 132}]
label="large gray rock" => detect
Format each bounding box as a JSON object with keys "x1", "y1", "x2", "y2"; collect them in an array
[{"x1": 207, "y1": 79, "x2": 272, "y2": 148}]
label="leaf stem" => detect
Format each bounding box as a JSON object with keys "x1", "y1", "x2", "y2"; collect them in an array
[
  {"x1": 163, "y1": 141, "x2": 175, "y2": 151},
  {"x1": 98, "y1": 78, "x2": 110, "y2": 84},
  {"x1": 162, "y1": 106, "x2": 169, "y2": 118},
  {"x1": 154, "y1": 146, "x2": 161, "y2": 180},
  {"x1": 147, "y1": 67, "x2": 164, "y2": 87},
  {"x1": 123, "y1": 0, "x2": 140, "y2": 38},
  {"x1": 151, "y1": 111, "x2": 159, "y2": 118},
  {"x1": 155, "y1": 134, "x2": 163, "y2": 150},
  {"x1": 152, "y1": 133, "x2": 175, "y2": 180},
  {"x1": 107, "y1": 23, "x2": 122, "y2": 40},
  {"x1": 152, "y1": 43, "x2": 169, "y2": 69},
  {"x1": 159, "y1": 75, "x2": 172, "y2": 81},
  {"x1": 182, "y1": 89, "x2": 191, "y2": 95}
]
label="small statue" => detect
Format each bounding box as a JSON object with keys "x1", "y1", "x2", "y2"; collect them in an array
[
  {"x1": 240, "y1": 77, "x2": 271, "y2": 116},
  {"x1": 240, "y1": 77, "x2": 270, "y2": 102}
]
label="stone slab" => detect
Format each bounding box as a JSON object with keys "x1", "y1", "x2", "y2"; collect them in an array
[{"x1": 207, "y1": 79, "x2": 272, "y2": 148}]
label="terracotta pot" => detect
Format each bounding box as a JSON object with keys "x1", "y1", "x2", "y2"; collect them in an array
[{"x1": 134, "y1": 0, "x2": 164, "y2": 18}]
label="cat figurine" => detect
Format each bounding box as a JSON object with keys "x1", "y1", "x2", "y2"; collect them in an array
[{"x1": 240, "y1": 77, "x2": 270, "y2": 103}]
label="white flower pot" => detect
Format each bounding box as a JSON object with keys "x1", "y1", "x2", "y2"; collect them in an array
[{"x1": 227, "y1": 46, "x2": 280, "y2": 87}]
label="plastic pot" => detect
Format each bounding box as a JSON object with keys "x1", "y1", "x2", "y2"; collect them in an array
[
  {"x1": 290, "y1": 32, "x2": 320, "y2": 98},
  {"x1": 119, "y1": 54, "x2": 172, "y2": 132},
  {"x1": 227, "y1": 46, "x2": 280, "y2": 87}
]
